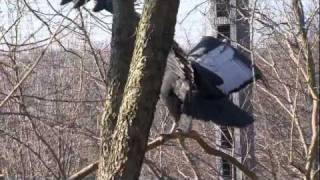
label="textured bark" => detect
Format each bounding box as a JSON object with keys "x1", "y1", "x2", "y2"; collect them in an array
[
  {"x1": 98, "y1": 0, "x2": 180, "y2": 179},
  {"x1": 98, "y1": 0, "x2": 137, "y2": 177},
  {"x1": 101, "y1": 0, "x2": 137, "y2": 134}
]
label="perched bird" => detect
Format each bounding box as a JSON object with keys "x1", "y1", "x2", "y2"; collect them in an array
[
  {"x1": 59, "y1": 0, "x2": 260, "y2": 128},
  {"x1": 60, "y1": 0, "x2": 112, "y2": 12},
  {"x1": 161, "y1": 36, "x2": 261, "y2": 129}
]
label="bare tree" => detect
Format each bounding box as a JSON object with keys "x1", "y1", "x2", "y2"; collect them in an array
[
  {"x1": 0, "y1": 0, "x2": 318, "y2": 179},
  {"x1": 97, "y1": 0, "x2": 180, "y2": 179}
]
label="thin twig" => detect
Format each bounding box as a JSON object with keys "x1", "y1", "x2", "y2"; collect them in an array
[{"x1": 0, "y1": 10, "x2": 71, "y2": 108}]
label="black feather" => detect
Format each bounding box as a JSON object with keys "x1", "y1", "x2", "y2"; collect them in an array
[
  {"x1": 160, "y1": 36, "x2": 261, "y2": 128},
  {"x1": 182, "y1": 92, "x2": 254, "y2": 127},
  {"x1": 60, "y1": 0, "x2": 73, "y2": 5},
  {"x1": 93, "y1": 0, "x2": 113, "y2": 12},
  {"x1": 73, "y1": 0, "x2": 88, "y2": 9},
  {"x1": 191, "y1": 62, "x2": 225, "y2": 98},
  {"x1": 188, "y1": 36, "x2": 222, "y2": 58}
]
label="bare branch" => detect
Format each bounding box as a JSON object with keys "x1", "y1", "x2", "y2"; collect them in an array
[{"x1": 68, "y1": 130, "x2": 258, "y2": 180}]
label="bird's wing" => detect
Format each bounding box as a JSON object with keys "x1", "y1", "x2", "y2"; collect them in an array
[
  {"x1": 188, "y1": 36, "x2": 222, "y2": 58},
  {"x1": 191, "y1": 62, "x2": 223, "y2": 86},
  {"x1": 179, "y1": 37, "x2": 257, "y2": 127},
  {"x1": 189, "y1": 37, "x2": 260, "y2": 95},
  {"x1": 182, "y1": 92, "x2": 254, "y2": 127},
  {"x1": 191, "y1": 62, "x2": 225, "y2": 98},
  {"x1": 60, "y1": 0, "x2": 73, "y2": 5}
]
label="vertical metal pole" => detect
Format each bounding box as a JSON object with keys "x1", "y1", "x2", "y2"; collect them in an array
[{"x1": 209, "y1": 0, "x2": 255, "y2": 179}]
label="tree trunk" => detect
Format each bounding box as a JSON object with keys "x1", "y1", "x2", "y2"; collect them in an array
[
  {"x1": 98, "y1": 0, "x2": 137, "y2": 177},
  {"x1": 98, "y1": 0, "x2": 180, "y2": 179},
  {"x1": 100, "y1": 0, "x2": 137, "y2": 140}
]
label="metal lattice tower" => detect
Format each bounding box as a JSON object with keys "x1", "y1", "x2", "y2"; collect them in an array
[{"x1": 209, "y1": 0, "x2": 255, "y2": 179}]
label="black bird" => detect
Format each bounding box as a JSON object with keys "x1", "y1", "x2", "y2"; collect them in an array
[
  {"x1": 60, "y1": 0, "x2": 112, "y2": 12},
  {"x1": 59, "y1": 0, "x2": 260, "y2": 128},
  {"x1": 161, "y1": 36, "x2": 261, "y2": 129}
]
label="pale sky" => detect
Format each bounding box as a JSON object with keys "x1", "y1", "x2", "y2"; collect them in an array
[
  {"x1": 0, "y1": 0, "x2": 317, "y2": 51},
  {"x1": 175, "y1": 0, "x2": 212, "y2": 48},
  {"x1": 87, "y1": 0, "x2": 212, "y2": 49},
  {"x1": 0, "y1": 0, "x2": 210, "y2": 51}
]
